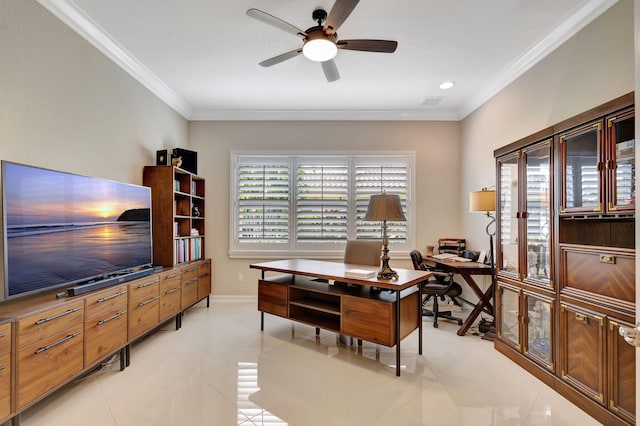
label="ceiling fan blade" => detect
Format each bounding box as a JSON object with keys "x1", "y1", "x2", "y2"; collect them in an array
[
  {"x1": 246, "y1": 8, "x2": 307, "y2": 38},
  {"x1": 259, "y1": 49, "x2": 303, "y2": 67},
  {"x1": 324, "y1": 0, "x2": 360, "y2": 34},
  {"x1": 337, "y1": 39, "x2": 398, "y2": 53},
  {"x1": 321, "y1": 60, "x2": 340, "y2": 82}
]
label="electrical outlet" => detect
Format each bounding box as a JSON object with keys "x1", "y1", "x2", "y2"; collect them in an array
[{"x1": 236, "y1": 273, "x2": 243, "y2": 282}]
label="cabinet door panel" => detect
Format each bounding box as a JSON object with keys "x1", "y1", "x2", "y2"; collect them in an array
[
  {"x1": 607, "y1": 109, "x2": 635, "y2": 212},
  {"x1": 523, "y1": 293, "x2": 553, "y2": 370},
  {"x1": 497, "y1": 283, "x2": 520, "y2": 349},
  {"x1": 608, "y1": 319, "x2": 636, "y2": 424},
  {"x1": 498, "y1": 155, "x2": 520, "y2": 276},
  {"x1": 559, "y1": 122, "x2": 603, "y2": 214},
  {"x1": 560, "y1": 304, "x2": 605, "y2": 405},
  {"x1": 523, "y1": 143, "x2": 552, "y2": 285}
]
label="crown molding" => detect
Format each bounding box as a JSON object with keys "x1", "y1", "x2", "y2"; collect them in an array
[
  {"x1": 189, "y1": 109, "x2": 462, "y2": 121},
  {"x1": 37, "y1": 0, "x2": 192, "y2": 119},
  {"x1": 457, "y1": 0, "x2": 618, "y2": 119}
]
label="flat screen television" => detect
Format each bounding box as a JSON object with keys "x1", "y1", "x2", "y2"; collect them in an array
[{"x1": 2, "y1": 161, "x2": 153, "y2": 299}]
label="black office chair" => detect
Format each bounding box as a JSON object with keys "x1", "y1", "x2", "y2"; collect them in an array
[{"x1": 410, "y1": 250, "x2": 463, "y2": 328}]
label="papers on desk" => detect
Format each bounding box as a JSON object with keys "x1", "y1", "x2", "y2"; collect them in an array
[
  {"x1": 432, "y1": 253, "x2": 456, "y2": 259},
  {"x1": 449, "y1": 256, "x2": 472, "y2": 262},
  {"x1": 432, "y1": 253, "x2": 472, "y2": 262},
  {"x1": 344, "y1": 268, "x2": 376, "y2": 279}
]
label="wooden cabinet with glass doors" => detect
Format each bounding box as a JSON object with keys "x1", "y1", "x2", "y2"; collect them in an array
[
  {"x1": 558, "y1": 107, "x2": 635, "y2": 215},
  {"x1": 494, "y1": 93, "x2": 635, "y2": 426},
  {"x1": 495, "y1": 136, "x2": 554, "y2": 373}
]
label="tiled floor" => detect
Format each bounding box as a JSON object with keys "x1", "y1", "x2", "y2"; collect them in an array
[{"x1": 18, "y1": 299, "x2": 601, "y2": 425}]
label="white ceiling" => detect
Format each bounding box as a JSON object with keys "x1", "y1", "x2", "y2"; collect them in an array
[{"x1": 39, "y1": 0, "x2": 617, "y2": 121}]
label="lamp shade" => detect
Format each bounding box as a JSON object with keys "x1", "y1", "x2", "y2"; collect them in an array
[
  {"x1": 469, "y1": 189, "x2": 496, "y2": 213},
  {"x1": 364, "y1": 193, "x2": 406, "y2": 221}
]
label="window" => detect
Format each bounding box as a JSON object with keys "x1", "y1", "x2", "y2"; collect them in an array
[{"x1": 230, "y1": 152, "x2": 414, "y2": 258}]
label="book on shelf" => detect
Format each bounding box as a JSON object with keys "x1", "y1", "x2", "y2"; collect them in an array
[{"x1": 344, "y1": 268, "x2": 376, "y2": 279}]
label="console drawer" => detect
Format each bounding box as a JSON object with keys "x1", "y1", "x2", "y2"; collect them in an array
[
  {"x1": 85, "y1": 285, "x2": 127, "y2": 320},
  {"x1": 17, "y1": 301, "x2": 84, "y2": 349},
  {"x1": 84, "y1": 308, "x2": 128, "y2": 367},
  {"x1": 128, "y1": 295, "x2": 159, "y2": 340},
  {"x1": 17, "y1": 324, "x2": 83, "y2": 409},
  {"x1": 181, "y1": 264, "x2": 199, "y2": 281},
  {"x1": 0, "y1": 323, "x2": 11, "y2": 355},
  {"x1": 197, "y1": 260, "x2": 211, "y2": 300},
  {"x1": 181, "y1": 278, "x2": 198, "y2": 309},
  {"x1": 128, "y1": 276, "x2": 160, "y2": 301},
  {"x1": 159, "y1": 271, "x2": 182, "y2": 321}
]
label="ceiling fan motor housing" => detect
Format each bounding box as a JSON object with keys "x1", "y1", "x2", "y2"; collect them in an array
[{"x1": 312, "y1": 9, "x2": 328, "y2": 25}]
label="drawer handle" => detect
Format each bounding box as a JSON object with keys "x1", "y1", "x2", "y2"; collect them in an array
[
  {"x1": 35, "y1": 307, "x2": 82, "y2": 325},
  {"x1": 165, "y1": 287, "x2": 181, "y2": 295},
  {"x1": 138, "y1": 296, "x2": 160, "y2": 307},
  {"x1": 96, "y1": 311, "x2": 127, "y2": 326},
  {"x1": 0, "y1": 333, "x2": 5, "y2": 339},
  {"x1": 137, "y1": 279, "x2": 159, "y2": 288},
  {"x1": 599, "y1": 255, "x2": 615, "y2": 264},
  {"x1": 166, "y1": 273, "x2": 181, "y2": 279},
  {"x1": 34, "y1": 332, "x2": 81, "y2": 354},
  {"x1": 97, "y1": 290, "x2": 127, "y2": 303},
  {"x1": 199, "y1": 273, "x2": 210, "y2": 279},
  {"x1": 185, "y1": 279, "x2": 197, "y2": 286},
  {"x1": 575, "y1": 313, "x2": 588, "y2": 322},
  {"x1": 185, "y1": 267, "x2": 198, "y2": 272},
  {"x1": 0, "y1": 365, "x2": 4, "y2": 371}
]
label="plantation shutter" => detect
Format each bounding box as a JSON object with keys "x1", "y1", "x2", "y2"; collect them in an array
[
  {"x1": 237, "y1": 161, "x2": 290, "y2": 243},
  {"x1": 296, "y1": 162, "x2": 349, "y2": 242},
  {"x1": 355, "y1": 162, "x2": 408, "y2": 241}
]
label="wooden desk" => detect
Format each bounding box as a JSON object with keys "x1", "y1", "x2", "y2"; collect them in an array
[
  {"x1": 424, "y1": 256, "x2": 494, "y2": 336},
  {"x1": 250, "y1": 259, "x2": 431, "y2": 376}
]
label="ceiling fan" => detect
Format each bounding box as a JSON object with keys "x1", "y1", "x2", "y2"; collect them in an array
[{"x1": 246, "y1": 0, "x2": 398, "y2": 82}]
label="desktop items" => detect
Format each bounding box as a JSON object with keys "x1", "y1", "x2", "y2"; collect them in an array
[{"x1": 363, "y1": 193, "x2": 406, "y2": 280}]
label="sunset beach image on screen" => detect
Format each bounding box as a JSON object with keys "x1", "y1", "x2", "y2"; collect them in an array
[{"x1": 2, "y1": 162, "x2": 152, "y2": 297}]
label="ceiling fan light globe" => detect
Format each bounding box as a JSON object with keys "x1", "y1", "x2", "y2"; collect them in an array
[{"x1": 303, "y1": 38, "x2": 337, "y2": 62}]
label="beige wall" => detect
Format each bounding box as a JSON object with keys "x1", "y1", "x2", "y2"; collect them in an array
[
  {"x1": 0, "y1": 0, "x2": 188, "y2": 299},
  {"x1": 189, "y1": 121, "x2": 460, "y2": 295},
  {"x1": 460, "y1": 0, "x2": 634, "y2": 260}
]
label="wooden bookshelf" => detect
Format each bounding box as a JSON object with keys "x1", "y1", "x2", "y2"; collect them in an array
[{"x1": 143, "y1": 166, "x2": 205, "y2": 266}]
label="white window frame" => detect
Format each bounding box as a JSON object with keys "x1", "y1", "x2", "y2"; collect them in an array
[{"x1": 229, "y1": 151, "x2": 415, "y2": 259}]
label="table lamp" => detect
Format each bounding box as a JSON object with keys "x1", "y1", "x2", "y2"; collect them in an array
[{"x1": 364, "y1": 192, "x2": 406, "y2": 280}]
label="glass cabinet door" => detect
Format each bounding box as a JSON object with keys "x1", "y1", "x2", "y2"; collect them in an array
[
  {"x1": 523, "y1": 142, "x2": 551, "y2": 284},
  {"x1": 607, "y1": 109, "x2": 635, "y2": 212},
  {"x1": 498, "y1": 155, "x2": 520, "y2": 275},
  {"x1": 497, "y1": 283, "x2": 521, "y2": 349},
  {"x1": 523, "y1": 292, "x2": 554, "y2": 370},
  {"x1": 559, "y1": 122, "x2": 603, "y2": 214}
]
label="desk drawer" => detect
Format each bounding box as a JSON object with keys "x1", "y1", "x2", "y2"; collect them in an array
[
  {"x1": 17, "y1": 301, "x2": 84, "y2": 349},
  {"x1": 258, "y1": 280, "x2": 288, "y2": 318},
  {"x1": 17, "y1": 324, "x2": 83, "y2": 409},
  {"x1": 342, "y1": 296, "x2": 393, "y2": 346}
]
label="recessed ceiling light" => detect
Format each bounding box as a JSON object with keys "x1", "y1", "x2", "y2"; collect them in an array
[{"x1": 439, "y1": 81, "x2": 455, "y2": 90}]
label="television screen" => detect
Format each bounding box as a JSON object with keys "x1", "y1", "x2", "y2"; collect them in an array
[{"x1": 2, "y1": 161, "x2": 152, "y2": 298}]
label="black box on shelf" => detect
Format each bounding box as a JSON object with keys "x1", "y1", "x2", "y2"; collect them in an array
[{"x1": 172, "y1": 148, "x2": 197, "y2": 175}]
